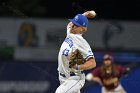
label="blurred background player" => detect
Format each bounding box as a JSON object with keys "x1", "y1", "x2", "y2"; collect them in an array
[
  {"x1": 86, "y1": 54, "x2": 130, "y2": 93},
  {"x1": 55, "y1": 10, "x2": 96, "y2": 93}
]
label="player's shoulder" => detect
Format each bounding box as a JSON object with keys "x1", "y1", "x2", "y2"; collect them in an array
[
  {"x1": 114, "y1": 64, "x2": 125, "y2": 70},
  {"x1": 115, "y1": 64, "x2": 123, "y2": 68},
  {"x1": 93, "y1": 66, "x2": 102, "y2": 72},
  {"x1": 91, "y1": 66, "x2": 102, "y2": 76},
  {"x1": 64, "y1": 37, "x2": 74, "y2": 48}
]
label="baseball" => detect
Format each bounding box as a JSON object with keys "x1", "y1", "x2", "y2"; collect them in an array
[
  {"x1": 86, "y1": 73, "x2": 93, "y2": 81},
  {"x1": 89, "y1": 11, "x2": 96, "y2": 16}
]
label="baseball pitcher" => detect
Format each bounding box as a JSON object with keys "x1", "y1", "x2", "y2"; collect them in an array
[{"x1": 55, "y1": 10, "x2": 96, "y2": 93}]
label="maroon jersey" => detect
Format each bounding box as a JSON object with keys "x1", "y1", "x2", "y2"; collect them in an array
[{"x1": 92, "y1": 65, "x2": 127, "y2": 90}]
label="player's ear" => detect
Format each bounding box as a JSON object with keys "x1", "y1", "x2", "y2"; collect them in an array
[
  {"x1": 84, "y1": 27, "x2": 87, "y2": 31},
  {"x1": 80, "y1": 27, "x2": 87, "y2": 32}
]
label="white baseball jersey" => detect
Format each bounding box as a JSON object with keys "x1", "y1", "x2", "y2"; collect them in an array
[{"x1": 57, "y1": 23, "x2": 94, "y2": 77}]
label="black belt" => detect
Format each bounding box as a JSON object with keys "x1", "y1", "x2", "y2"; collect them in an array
[{"x1": 60, "y1": 71, "x2": 84, "y2": 77}]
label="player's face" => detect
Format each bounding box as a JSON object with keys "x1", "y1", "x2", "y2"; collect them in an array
[
  {"x1": 103, "y1": 59, "x2": 112, "y2": 66},
  {"x1": 71, "y1": 23, "x2": 87, "y2": 34}
]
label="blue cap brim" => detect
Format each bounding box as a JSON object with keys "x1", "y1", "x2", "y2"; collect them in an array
[{"x1": 68, "y1": 19, "x2": 81, "y2": 26}]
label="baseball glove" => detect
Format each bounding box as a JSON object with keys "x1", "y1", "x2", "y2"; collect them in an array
[{"x1": 69, "y1": 49, "x2": 85, "y2": 68}]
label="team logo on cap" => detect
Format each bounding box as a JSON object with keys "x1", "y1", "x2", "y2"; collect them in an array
[
  {"x1": 75, "y1": 15, "x2": 79, "y2": 21},
  {"x1": 83, "y1": 22, "x2": 85, "y2": 26}
]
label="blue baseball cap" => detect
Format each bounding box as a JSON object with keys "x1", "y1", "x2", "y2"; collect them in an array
[{"x1": 69, "y1": 14, "x2": 88, "y2": 27}]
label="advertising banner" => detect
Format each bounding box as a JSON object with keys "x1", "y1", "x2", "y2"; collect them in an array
[
  {"x1": 0, "y1": 61, "x2": 58, "y2": 93},
  {"x1": 0, "y1": 18, "x2": 140, "y2": 61}
]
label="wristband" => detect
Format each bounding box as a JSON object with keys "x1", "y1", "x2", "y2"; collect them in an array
[{"x1": 76, "y1": 65, "x2": 80, "y2": 70}]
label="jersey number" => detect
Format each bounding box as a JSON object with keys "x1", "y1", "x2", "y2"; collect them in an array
[{"x1": 62, "y1": 48, "x2": 69, "y2": 56}]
